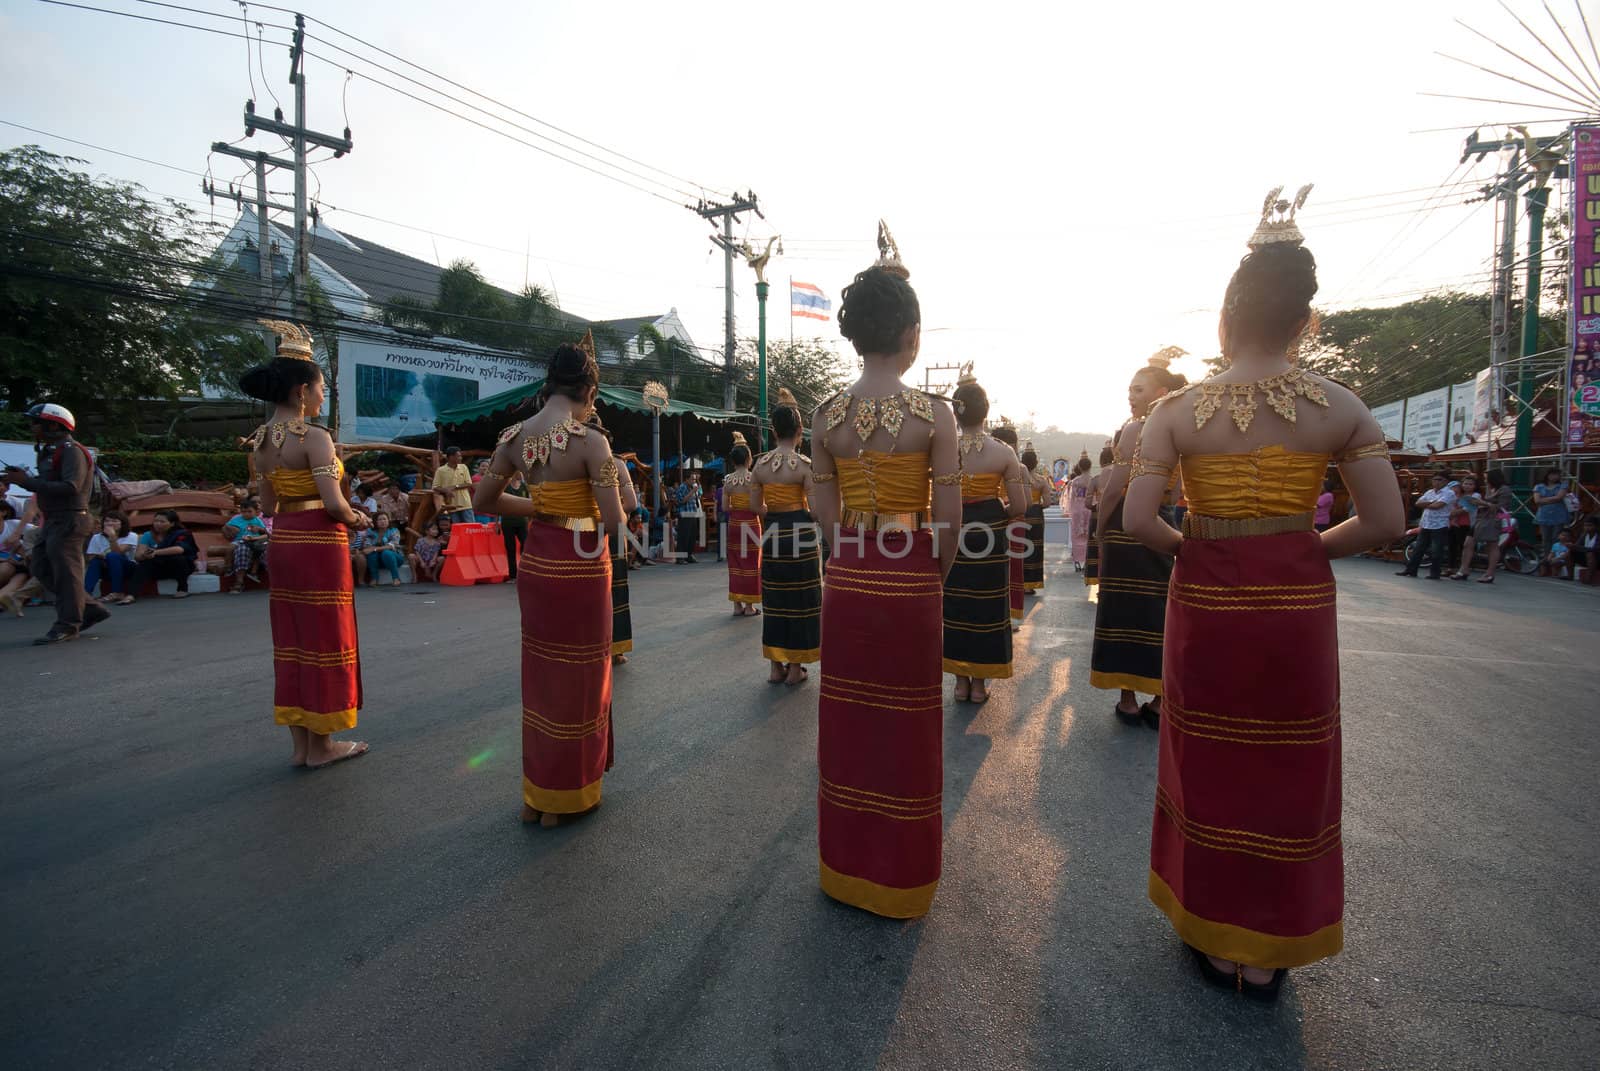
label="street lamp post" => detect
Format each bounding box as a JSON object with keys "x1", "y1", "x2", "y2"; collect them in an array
[
  {"x1": 756, "y1": 279, "x2": 769, "y2": 450},
  {"x1": 643, "y1": 380, "x2": 668, "y2": 516}
]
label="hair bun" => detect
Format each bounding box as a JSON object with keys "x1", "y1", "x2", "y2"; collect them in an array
[{"x1": 239, "y1": 363, "x2": 283, "y2": 402}]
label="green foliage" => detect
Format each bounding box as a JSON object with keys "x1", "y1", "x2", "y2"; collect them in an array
[
  {"x1": 95, "y1": 434, "x2": 244, "y2": 454},
  {"x1": 381, "y1": 260, "x2": 563, "y2": 354},
  {"x1": 0, "y1": 146, "x2": 238, "y2": 419},
  {"x1": 733, "y1": 338, "x2": 851, "y2": 414},
  {"x1": 0, "y1": 410, "x2": 29, "y2": 441},
  {"x1": 1298, "y1": 291, "x2": 1565, "y2": 406},
  {"x1": 101, "y1": 450, "x2": 249, "y2": 486}
]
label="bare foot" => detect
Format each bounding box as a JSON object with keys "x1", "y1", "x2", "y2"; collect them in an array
[
  {"x1": 307, "y1": 740, "x2": 369, "y2": 769},
  {"x1": 612, "y1": 653, "x2": 628, "y2": 666},
  {"x1": 970, "y1": 680, "x2": 989, "y2": 704},
  {"x1": 785, "y1": 664, "x2": 808, "y2": 687},
  {"x1": 1241, "y1": 965, "x2": 1277, "y2": 985},
  {"x1": 953, "y1": 677, "x2": 971, "y2": 702},
  {"x1": 520, "y1": 804, "x2": 542, "y2": 824},
  {"x1": 539, "y1": 811, "x2": 561, "y2": 828},
  {"x1": 769, "y1": 661, "x2": 786, "y2": 683}
]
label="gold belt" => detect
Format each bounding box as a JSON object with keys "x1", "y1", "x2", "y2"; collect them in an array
[
  {"x1": 1181, "y1": 511, "x2": 1315, "y2": 540},
  {"x1": 840, "y1": 508, "x2": 930, "y2": 531},
  {"x1": 275, "y1": 497, "x2": 326, "y2": 515},
  {"x1": 531, "y1": 511, "x2": 598, "y2": 532}
]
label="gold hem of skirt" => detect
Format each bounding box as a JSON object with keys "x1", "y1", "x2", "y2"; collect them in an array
[
  {"x1": 1090, "y1": 669, "x2": 1162, "y2": 695},
  {"x1": 1147, "y1": 870, "x2": 1343, "y2": 969},
  {"x1": 763, "y1": 645, "x2": 820, "y2": 664},
  {"x1": 274, "y1": 704, "x2": 357, "y2": 734},
  {"x1": 522, "y1": 775, "x2": 603, "y2": 815},
  {"x1": 943, "y1": 658, "x2": 1013, "y2": 679},
  {"x1": 819, "y1": 858, "x2": 937, "y2": 919}
]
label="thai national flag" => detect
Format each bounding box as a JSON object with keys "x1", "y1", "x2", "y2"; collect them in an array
[{"x1": 790, "y1": 281, "x2": 831, "y2": 321}]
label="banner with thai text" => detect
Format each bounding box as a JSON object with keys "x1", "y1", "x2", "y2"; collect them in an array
[
  {"x1": 1569, "y1": 125, "x2": 1600, "y2": 449},
  {"x1": 1445, "y1": 379, "x2": 1476, "y2": 448},
  {"x1": 1402, "y1": 387, "x2": 1449, "y2": 453},
  {"x1": 1370, "y1": 400, "x2": 1405, "y2": 442}
]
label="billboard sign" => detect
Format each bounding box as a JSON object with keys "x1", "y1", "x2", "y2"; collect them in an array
[
  {"x1": 1402, "y1": 387, "x2": 1449, "y2": 453},
  {"x1": 1445, "y1": 379, "x2": 1476, "y2": 448},
  {"x1": 1569, "y1": 125, "x2": 1600, "y2": 449},
  {"x1": 1370, "y1": 400, "x2": 1405, "y2": 442},
  {"x1": 337, "y1": 334, "x2": 540, "y2": 442}
]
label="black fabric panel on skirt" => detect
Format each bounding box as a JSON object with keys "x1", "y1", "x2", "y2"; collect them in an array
[
  {"x1": 760, "y1": 509, "x2": 821, "y2": 664},
  {"x1": 942, "y1": 497, "x2": 1013, "y2": 679},
  {"x1": 1089, "y1": 501, "x2": 1172, "y2": 695}
]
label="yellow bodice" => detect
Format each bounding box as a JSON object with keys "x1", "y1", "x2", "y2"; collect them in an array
[
  {"x1": 1180, "y1": 447, "x2": 1328, "y2": 519},
  {"x1": 835, "y1": 452, "x2": 932, "y2": 513},
  {"x1": 526, "y1": 478, "x2": 600, "y2": 520},
  {"x1": 1029, "y1": 484, "x2": 1044, "y2": 504},
  {"x1": 268, "y1": 457, "x2": 343, "y2": 499},
  {"x1": 726, "y1": 491, "x2": 753, "y2": 511},
  {"x1": 763, "y1": 482, "x2": 808, "y2": 511},
  {"x1": 961, "y1": 471, "x2": 1005, "y2": 500}
]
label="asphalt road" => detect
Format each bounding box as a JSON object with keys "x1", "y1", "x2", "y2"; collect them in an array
[{"x1": 2, "y1": 550, "x2": 1596, "y2": 1071}]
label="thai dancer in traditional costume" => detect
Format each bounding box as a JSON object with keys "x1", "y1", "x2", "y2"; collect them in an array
[
  {"x1": 1123, "y1": 188, "x2": 1404, "y2": 999},
  {"x1": 810, "y1": 234, "x2": 961, "y2": 919},
  {"x1": 943, "y1": 372, "x2": 1027, "y2": 703},
  {"x1": 1091, "y1": 356, "x2": 1187, "y2": 727},
  {"x1": 752, "y1": 389, "x2": 820, "y2": 686},
  {"x1": 990, "y1": 424, "x2": 1026, "y2": 628},
  {"x1": 474, "y1": 337, "x2": 627, "y2": 828},
  {"x1": 241, "y1": 321, "x2": 370, "y2": 769},
  {"x1": 1084, "y1": 444, "x2": 1113, "y2": 588},
  {"x1": 723, "y1": 432, "x2": 763, "y2": 617},
  {"x1": 1067, "y1": 455, "x2": 1093, "y2": 571},
  {"x1": 1020, "y1": 445, "x2": 1050, "y2": 593},
  {"x1": 590, "y1": 415, "x2": 637, "y2": 665}
]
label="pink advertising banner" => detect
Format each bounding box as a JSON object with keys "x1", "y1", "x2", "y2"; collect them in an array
[{"x1": 1570, "y1": 125, "x2": 1600, "y2": 450}]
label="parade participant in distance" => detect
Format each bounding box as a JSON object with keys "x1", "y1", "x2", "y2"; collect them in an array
[
  {"x1": 942, "y1": 371, "x2": 1027, "y2": 704},
  {"x1": 473, "y1": 335, "x2": 626, "y2": 828},
  {"x1": 723, "y1": 431, "x2": 763, "y2": 617},
  {"x1": 1084, "y1": 443, "x2": 1114, "y2": 589},
  {"x1": 3, "y1": 403, "x2": 108, "y2": 645},
  {"x1": 989, "y1": 424, "x2": 1026, "y2": 627},
  {"x1": 1020, "y1": 444, "x2": 1051, "y2": 594},
  {"x1": 586, "y1": 413, "x2": 637, "y2": 665},
  {"x1": 1123, "y1": 187, "x2": 1405, "y2": 999},
  {"x1": 1092, "y1": 353, "x2": 1186, "y2": 727},
  {"x1": 751, "y1": 388, "x2": 819, "y2": 686},
  {"x1": 1067, "y1": 455, "x2": 1093, "y2": 572},
  {"x1": 673, "y1": 472, "x2": 704, "y2": 563},
  {"x1": 809, "y1": 233, "x2": 961, "y2": 919},
  {"x1": 241, "y1": 320, "x2": 371, "y2": 769}
]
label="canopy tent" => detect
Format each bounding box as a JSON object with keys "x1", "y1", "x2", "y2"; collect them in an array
[
  {"x1": 435, "y1": 379, "x2": 755, "y2": 509},
  {"x1": 435, "y1": 379, "x2": 748, "y2": 427}
]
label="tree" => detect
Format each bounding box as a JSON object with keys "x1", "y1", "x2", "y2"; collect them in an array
[
  {"x1": 1202, "y1": 290, "x2": 1564, "y2": 406},
  {"x1": 0, "y1": 146, "x2": 236, "y2": 423},
  {"x1": 381, "y1": 260, "x2": 566, "y2": 355},
  {"x1": 732, "y1": 337, "x2": 851, "y2": 414}
]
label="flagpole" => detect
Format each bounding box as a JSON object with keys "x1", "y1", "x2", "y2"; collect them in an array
[{"x1": 789, "y1": 275, "x2": 794, "y2": 347}]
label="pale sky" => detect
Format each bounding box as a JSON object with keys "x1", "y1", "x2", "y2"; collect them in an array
[{"x1": 1, "y1": 0, "x2": 1590, "y2": 432}]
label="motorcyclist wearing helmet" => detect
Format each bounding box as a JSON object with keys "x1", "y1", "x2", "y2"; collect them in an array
[{"x1": 2, "y1": 403, "x2": 109, "y2": 644}]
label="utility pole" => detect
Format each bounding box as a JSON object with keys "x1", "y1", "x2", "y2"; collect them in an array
[
  {"x1": 693, "y1": 192, "x2": 761, "y2": 411},
  {"x1": 1489, "y1": 149, "x2": 1521, "y2": 416},
  {"x1": 922, "y1": 362, "x2": 964, "y2": 397},
  {"x1": 203, "y1": 147, "x2": 295, "y2": 346},
  {"x1": 1514, "y1": 184, "x2": 1550, "y2": 461}
]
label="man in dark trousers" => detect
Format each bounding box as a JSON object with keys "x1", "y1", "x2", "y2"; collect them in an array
[{"x1": 3, "y1": 403, "x2": 109, "y2": 645}]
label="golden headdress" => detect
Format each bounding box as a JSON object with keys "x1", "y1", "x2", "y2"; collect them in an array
[
  {"x1": 1147, "y1": 346, "x2": 1187, "y2": 370},
  {"x1": 578, "y1": 329, "x2": 600, "y2": 369},
  {"x1": 875, "y1": 219, "x2": 909, "y2": 280},
  {"x1": 772, "y1": 386, "x2": 798, "y2": 409},
  {"x1": 1247, "y1": 184, "x2": 1313, "y2": 250},
  {"x1": 731, "y1": 430, "x2": 749, "y2": 448},
  {"x1": 258, "y1": 319, "x2": 315, "y2": 361},
  {"x1": 956, "y1": 361, "x2": 977, "y2": 387}
]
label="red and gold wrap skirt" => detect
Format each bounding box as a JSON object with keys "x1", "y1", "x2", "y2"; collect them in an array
[
  {"x1": 1149, "y1": 529, "x2": 1343, "y2": 968},
  {"x1": 269, "y1": 510, "x2": 362, "y2": 734},
  {"x1": 818, "y1": 527, "x2": 944, "y2": 918},
  {"x1": 1007, "y1": 521, "x2": 1027, "y2": 622},
  {"x1": 726, "y1": 507, "x2": 762, "y2": 605},
  {"x1": 519, "y1": 519, "x2": 614, "y2": 814}
]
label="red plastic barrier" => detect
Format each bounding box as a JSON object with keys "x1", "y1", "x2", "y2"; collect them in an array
[{"x1": 439, "y1": 522, "x2": 508, "y2": 585}]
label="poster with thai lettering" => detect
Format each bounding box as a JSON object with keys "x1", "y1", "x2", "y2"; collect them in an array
[
  {"x1": 1370, "y1": 400, "x2": 1405, "y2": 442},
  {"x1": 1472, "y1": 366, "x2": 1496, "y2": 438},
  {"x1": 1569, "y1": 125, "x2": 1600, "y2": 449},
  {"x1": 1402, "y1": 387, "x2": 1449, "y2": 453},
  {"x1": 1446, "y1": 379, "x2": 1476, "y2": 448}
]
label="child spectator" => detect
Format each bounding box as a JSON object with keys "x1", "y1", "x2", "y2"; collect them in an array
[
  {"x1": 408, "y1": 520, "x2": 444, "y2": 584},
  {"x1": 0, "y1": 501, "x2": 32, "y2": 615},
  {"x1": 223, "y1": 499, "x2": 270, "y2": 593},
  {"x1": 0, "y1": 521, "x2": 41, "y2": 617},
  {"x1": 1578, "y1": 516, "x2": 1599, "y2": 586},
  {"x1": 360, "y1": 511, "x2": 404, "y2": 586},
  {"x1": 353, "y1": 481, "x2": 379, "y2": 516},
  {"x1": 1539, "y1": 529, "x2": 1574, "y2": 579},
  {"x1": 85, "y1": 512, "x2": 138, "y2": 604},
  {"x1": 128, "y1": 509, "x2": 200, "y2": 600}
]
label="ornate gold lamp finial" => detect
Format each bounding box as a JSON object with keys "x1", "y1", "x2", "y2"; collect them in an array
[{"x1": 875, "y1": 219, "x2": 908, "y2": 279}]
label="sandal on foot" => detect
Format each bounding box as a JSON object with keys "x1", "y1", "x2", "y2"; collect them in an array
[
  {"x1": 307, "y1": 741, "x2": 369, "y2": 769},
  {"x1": 1114, "y1": 704, "x2": 1142, "y2": 726},
  {"x1": 1240, "y1": 968, "x2": 1288, "y2": 1003},
  {"x1": 785, "y1": 666, "x2": 809, "y2": 688},
  {"x1": 1187, "y1": 944, "x2": 1238, "y2": 992},
  {"x1": 520, "y1": 804, "x2": 543, "y2": 824},
  {"x1": 1477, "y1": 575, "x2": 1495, "y2": 584},
  {"x1": 1139, "y1": 701, "x2": 1161, "y2": 729}
]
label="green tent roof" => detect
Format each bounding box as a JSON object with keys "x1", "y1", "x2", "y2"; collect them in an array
[{"x1": 436, "y1": 379, "x2": 746, "y2": 427}]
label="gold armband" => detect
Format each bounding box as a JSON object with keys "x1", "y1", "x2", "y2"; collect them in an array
[
  {"x1": 590, "y1": 457, "x2": 620, "y2": 488},
  {"x1": 309, "y1": 463, "x2": 340, "y2": 480},
  {"x1": 932, "y1": 472, "x2": 963, "y2": 486},
  {"x1": 1336, "y1": 441, "x2": 1390, "y2": 464},
  {"x1": 1129, "y1": 457, "x2": 1174, "y2": 480},
  {"x1": 480, "y1": 471, "x2": 510, "y2": 484},
  {"x1": 811, "y1": 471, "x2": 837, "y2": 483}
]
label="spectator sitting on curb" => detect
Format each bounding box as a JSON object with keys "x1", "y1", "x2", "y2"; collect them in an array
[
  {"x1": 1539, "y1": 529, "x2": 1575, "y2": 579},
  {"x1": 86, "y1": 511, "x2": 138, "y2": 604},
  {"x1": 0, "y1": 501, "x2": 34, "y2": 615},
  {"x1": 128, "y1": 509, "x2": 200, "y2": 601},
  {"x1": 360, "y1": 511, "x2": 404, "y2": 586},
  {"x1": 0, "y1": 524, "x2": 43, "y2": 617},
  {"x1": 224, "y1": 499, "x2": 270, "y2": 593},
  {"x1": 408, "y1": 520, "x2": 445, "y2": 583},
  {"x1": 1578, "y1": 516, "x2": 1599, "y2": 585}
]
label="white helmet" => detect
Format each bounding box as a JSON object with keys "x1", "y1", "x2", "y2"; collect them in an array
[{"x1": 25, "y1": 402, "x2": 75, "y2": 431}]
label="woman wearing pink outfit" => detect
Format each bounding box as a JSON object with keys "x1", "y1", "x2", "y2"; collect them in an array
[{"x1": 1067, "y1": 457, "x2": 1093, "y2": 571}]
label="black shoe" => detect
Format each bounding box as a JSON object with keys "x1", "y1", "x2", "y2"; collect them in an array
[
  {"x1": 1240, "y1": 968, "x2": 1288, "y2": 1003},
  {"x1": 1394, "y1": 570, "x2": 1415, "y2": 576},
  {"x1": 1186, "y1": 944, "x2": 1237, "y2": 991},
  {"x1": 1139, "y1": 701, "x2": 1161, "y2": 729},
  {"x1": 33, "y1": 627, "x2": 79, "y2": 646},
  {"x1": 81, "y1": 604, "x2": 111, "y2": 631},
  {"x1": 685, "y1": 555, "x2": 699, "y2": 563}
]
